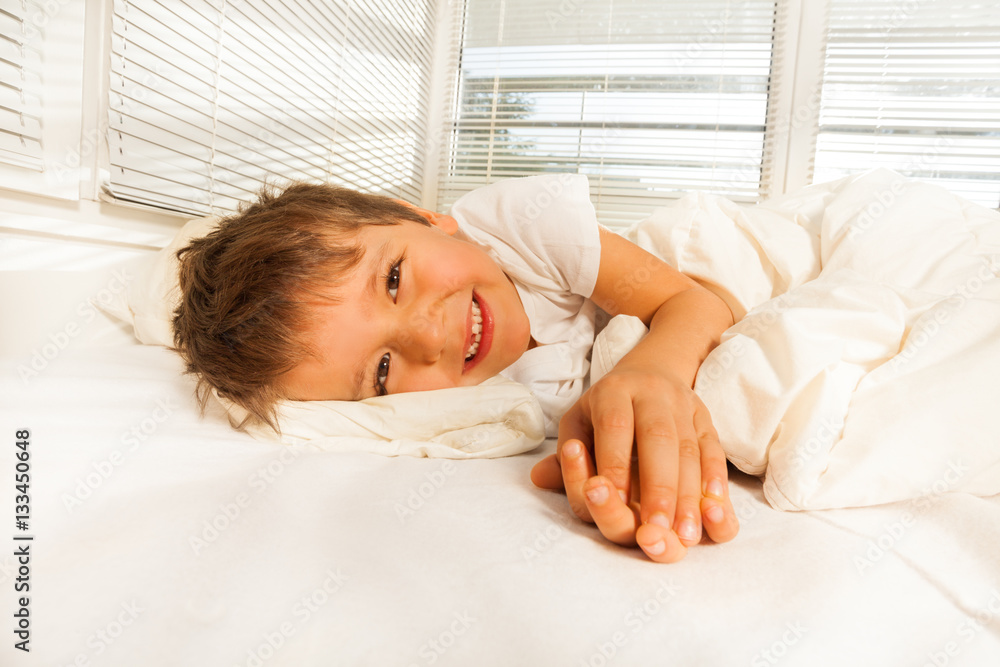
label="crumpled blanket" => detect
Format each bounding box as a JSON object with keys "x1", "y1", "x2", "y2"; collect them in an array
[{"x1": 593, "y1": 169, "x2": 1000, "y2": 510}]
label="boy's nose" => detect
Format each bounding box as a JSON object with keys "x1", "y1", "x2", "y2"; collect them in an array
[{"x1": 400, "y1": 301, "x2": 447, "y2": 363}]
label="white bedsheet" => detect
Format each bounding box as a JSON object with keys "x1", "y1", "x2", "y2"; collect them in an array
[{"x1": 2, "y1": 244, "x2": 1000, "y2": 666}]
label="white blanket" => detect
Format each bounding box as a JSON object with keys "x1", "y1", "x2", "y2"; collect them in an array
[{"x1": 605, "y1": 169, "x2": 1000, "y2": 511}]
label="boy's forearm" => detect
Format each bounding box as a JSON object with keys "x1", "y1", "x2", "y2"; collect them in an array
[{"x1": 613, "y1": 286, "x2": 735, "y2": 388}]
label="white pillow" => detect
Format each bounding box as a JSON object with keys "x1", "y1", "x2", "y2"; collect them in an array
[
  {"x1": 95, "y1": 213, "x2": 547, "y2": 458},
  {"x1": 97, "y1": 214, "x2": 220, "y2": 347}
]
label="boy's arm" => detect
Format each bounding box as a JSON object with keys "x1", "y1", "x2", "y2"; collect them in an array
[{"x1": 530, "y1": 226, "x2": 740, "y2": 563}]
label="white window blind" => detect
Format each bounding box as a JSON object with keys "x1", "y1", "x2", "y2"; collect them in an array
[
  {"x1": 0, "y1": 0, "x2": 43, "y2": 170},
  {"x1": 814, "y1": 0, "x2": 1000, "y2": 208},
  {"x1": 436, "y1": 0, "x2": 779, "y2": 226},
  {"x1": 106, "y1": 0, "x2": 438, "y2": 217}
]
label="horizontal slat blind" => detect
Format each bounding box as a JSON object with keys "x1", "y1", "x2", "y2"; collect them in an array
[
  {"x1": 437, "y1": 0, "x2": 778, "y2": 226},
  {"x1": 0, "y1": 0, "x2": 43, "y2": 170},
  {"x1": 106, "y1": 0, "x2": 437, "y2": 216},
  {"x1": 815, "y1": 0, "x2": 1000, "y2": 208}
]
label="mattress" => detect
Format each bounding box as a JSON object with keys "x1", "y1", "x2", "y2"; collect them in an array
[{"x1": 2, "y1": 266, "x2": 999, "y2": 666}]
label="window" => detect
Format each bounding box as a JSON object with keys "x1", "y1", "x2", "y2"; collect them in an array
[
  {"x1": 0, "y1": 0, "x2": 43, "y2": 169},
  {"x1": 0, "y1": 0, "x2": 85, "y2": 199},
  {"x1": 438, "y1": 0, "x2": 1000, "y2": 224},
  {"x1": 93, "y1": 0, "x2": 1000, "y2": 219},
  {"x1": 814, "y1": 0, "x2": 1000, "y2": 208},
  {"x1": 436, "y1": 0, "x2": 779, "y2": 226},
  {"x1": 104, "y1": 0, "x2": 438, "y2": 216}
]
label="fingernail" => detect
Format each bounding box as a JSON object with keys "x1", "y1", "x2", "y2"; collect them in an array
[
  {"x1": 647, "y1": 513, "x2": 671, "y2": 529},
  {"x1": 618, "y1": 489, "x2": 628, "y2": 504},
  {"x1": 586, "y1": 485, "x2": 608, "y2": 505},
  {"x1": 678, "y1": 519, "x2": 698, "y2": 542},
  {"x1": 706, "y1": 479, "x2": 724, "y2": 499},
  {"x1": 706, "y1": 505, "x2": 724, "y2": 523},
  {"x1": 564, "y1": 441, "x2": 581, "y2": 457},
  {"x1": 643, "y1": 540, "x2": 666, "y2": 556}
]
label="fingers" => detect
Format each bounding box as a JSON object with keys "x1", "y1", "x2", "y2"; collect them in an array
[
  {"x1": 547, "y1": 380, "x2": 739, "y2": 563},
  {"x1": 633, "y1": 402, "x2": 679, "y2": 526},
  {"x1": 587, "y1": 385, "x2": 636, "y2": 502},
  {"x1": 557, "y1": 438, "x2": 597, "y2": 522},
  {"x1": 670, "y1": 421, "x2": 705, "y2": 548},
  {"x1": 582, "y1": 476, "x2": 639, "y2": 546},
  {"x1": 635, "y1": 517, "x2": 688, "y2": 563},
  {"x1": 562, "y1": 446, "x2": 646, "y2": 550},
  {"x1": 693, "y1": 401, "x2": 740, "y2": 544},
  {"x1": 628, "y1": 386, "x2": 704, "y2": 549},
  {"x1": 529, "y1": 454, "x2": 564, "y2": 490}
]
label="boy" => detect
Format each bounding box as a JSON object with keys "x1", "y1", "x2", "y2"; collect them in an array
[{"x1": 173, "y1": 175, "x2": 740, "y2": 563}]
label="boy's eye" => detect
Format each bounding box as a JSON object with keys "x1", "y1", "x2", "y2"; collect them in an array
[
  {"x1": 374, "y1": 353, "x2": 391, "y2": 396},
  {"x1": 386, "y1": 260, "x2": 402, "y2": 301}
]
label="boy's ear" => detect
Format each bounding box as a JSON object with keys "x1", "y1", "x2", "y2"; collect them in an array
[{"x1": 395, "y1": 199, "x2": 458, "y2": 235}]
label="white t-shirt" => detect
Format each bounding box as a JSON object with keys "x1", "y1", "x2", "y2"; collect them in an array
[{"x1": 448, "y1": 174, "x2": 603, "y2": 435}]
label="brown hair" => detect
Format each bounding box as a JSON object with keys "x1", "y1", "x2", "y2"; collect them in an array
[{"x1": 172, "y1": 181, "x2": 430, "y2": 433}]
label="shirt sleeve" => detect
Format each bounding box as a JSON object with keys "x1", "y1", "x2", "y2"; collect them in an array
[{"x1": 447, "y1": 173, "x2": 602, "y2": 300}]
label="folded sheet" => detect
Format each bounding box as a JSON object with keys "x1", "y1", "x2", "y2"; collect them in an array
[{"x1": 600, "y1": 169, "x2": 1000, "y2": 510}]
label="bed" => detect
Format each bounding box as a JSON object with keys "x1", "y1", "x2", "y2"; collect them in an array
[{"x1": 2, "y1": 171, "x2": 1000, "y2": 666}]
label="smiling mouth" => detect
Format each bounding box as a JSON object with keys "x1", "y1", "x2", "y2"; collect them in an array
[
  {"x1": 463, "y1": 293, "x2": 493, "y2": 373},
  {"x1": 465, "y1": 297, "x2": 483, "y2": 361}
]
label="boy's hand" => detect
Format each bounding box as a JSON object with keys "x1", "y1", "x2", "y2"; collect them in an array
[{"x1": 530, "y1": 364, "x2": 739, "y2": 563}]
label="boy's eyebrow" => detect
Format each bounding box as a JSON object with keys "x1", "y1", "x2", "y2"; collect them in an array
[{"x1": 353, "y1": 238, "x2": 393, "y2": 400}]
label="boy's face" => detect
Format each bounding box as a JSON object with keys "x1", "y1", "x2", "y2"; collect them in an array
[{"x1": 281, "y1": 209, "x2": 532, "y2": 401}]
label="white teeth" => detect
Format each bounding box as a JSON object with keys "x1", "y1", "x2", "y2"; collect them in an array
[{"x1": 466, "y1": 298, "x2": 483, "y2": 361}]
